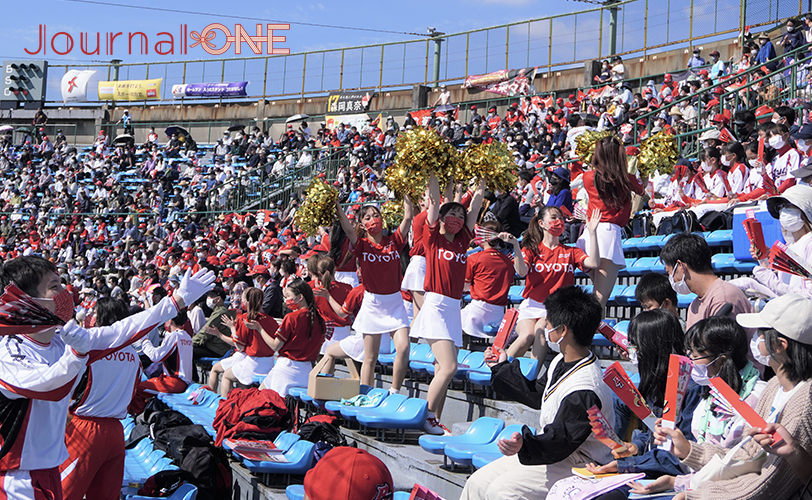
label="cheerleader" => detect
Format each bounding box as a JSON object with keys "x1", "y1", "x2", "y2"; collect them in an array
[
  {"x1": 335, "y1": 197, "x2": 414, "y2": 390},
  {"x1": 461, "y1": 220, "x2": 526, "y2": 340},
  {"x1": 401, "y1": 193, "x2": 429, "y2": 318},
  {"x1": 327, "y1": 220, "x2": 359, "y2": 287},
  {"x1": 577, "y1": 136, "x2": 644, "y2": 307},
  {"x1": 412, "y1": 173, "x2": 486, "y2": 435},
  {"x1": 506, "y1": 206, "x2": 601, "y2": 360},
  {"x1": 208, "y1": 287, "x2": 278, "y2": 397},
  {"x1": 307, "y1": 255, "x2": 353, "y2": 353},
  {"x1": 259, "y1": 279, "x2": 325, "y2": 396}
]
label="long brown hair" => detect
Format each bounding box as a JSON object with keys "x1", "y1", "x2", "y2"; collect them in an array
[
  {"x1": 244, "y1": 287, "x2": 263, "y2": 321},
  {"x1": 316, "y1": 255, "x2": 336, "y2": 289},
  {"x1": 522, "y1": 206, "x2": 563, "y2": 251},
  {"x1": 354, "y1": 205, "x2": 382, "y2": 240},
  {"x1": 592, "y1": 136, "x2": 634, "y2": 210},
  {"x1": 287, "y1": 278, "x2": 324, "y2": 339}
]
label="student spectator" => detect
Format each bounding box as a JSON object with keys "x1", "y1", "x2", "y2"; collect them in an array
[
  {"x1": 699, "y1": 147, "x2": 730, "y2": 200},
  {"x1": 247, "y1": 264, "x2": 283, "y2": 318},
  {"x1": 660, "y1": 233, "x2": 753, "y2": 329},
  {"x1": 767, "y1": 124, "x2": 802, "y2": 193},
  {"x1": 634, "y1": 272, "x2": 686, "y2": 330},
  {"x1": 191, "y1": 287, "x2": 235, "y2": 361},
  {"x1": 656, "y1": 294, "x2": 812, "y2": 500},
  {"x1": 461, "y1": 286, "x2": 612, "y2": 499},
  {"x1": 578, "y1": 136, "x2": 644, "y2": 308},
  {"x1": 546, "y1": 167, "x2": 574, "y2": 213},
  {"x1": 722, "y1": 141, "x2": 749, "y2": 194}
]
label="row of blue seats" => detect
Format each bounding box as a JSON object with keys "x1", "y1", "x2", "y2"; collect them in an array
[
  {"x1": 622, "y1": 230, "x2": 733, "y2": 253},
  {"x1": 121, "y1": 417, "x2": 183, "y2": 492},
  {"x1": 158, "y1": 384, "x2": 222, "y2": 438},
  {"x1": 419, "y1": 417, "x2": 536, "y2": 470}
]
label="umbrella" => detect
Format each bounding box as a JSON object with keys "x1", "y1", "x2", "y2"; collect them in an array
[
  {"x1": 15, "y1": 126, "x2": 31, "y2": 133},
  {"x1": 285, "y1": 113, "x2": 309, "y2": 124},
  {"x1": 114, "y1": 134, "x2": 134, "y2": 145},
  {"x1": 227, "y1": 124, "x2": 246, "y2": 132},
  {"x1": 164, "y1": 125, "x2": 190, "y2": 138},
  {"x1": 434, "y1": 104, "x2": 456, "y2": 113},
  {"x1": 0, "y1": 125, "x2": 13, "y2": 133}
]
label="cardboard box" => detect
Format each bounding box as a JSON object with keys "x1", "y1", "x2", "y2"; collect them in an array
[{"x1": 307, "y1": 356, "x2": 360, "y2": 400}]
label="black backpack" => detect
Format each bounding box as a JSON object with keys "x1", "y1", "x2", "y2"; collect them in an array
[
  {"x1": 153, "y1": 425, "x2": 212, "y2": 460},
  {"x1": 137, "y1": 470, "x2": 196, "y2": 497},
  {"x1": 698, "y1": 208, "x2": 734, "y2": 232},
  {"x1": 656, "y1": 210, "x2": 698, "y2": 235},
  {"x1": 629, "y1": 213, "x2": 654, "y2": 238},
  {"x1": 179, "y1": 440, "x2": 232, "y2": 500},
  {"x1": 148, "y1": 411, "x2": 193, "y2": 434}
]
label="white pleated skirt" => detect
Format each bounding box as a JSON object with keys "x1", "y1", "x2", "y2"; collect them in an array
[
  {"x1": 401, "y1": 255, "x2": 427, "y2": 292},
  {"x1": 411, "y1": 291, "x2": 463, "y2": 347},
  {"x1": 461, "y1": 300, "x2": 505, "y2": 338},
  {"x1": 335, "y1": 271, "x2": 359, "y2": 288},
  {"x1": 576, "y1": 221, "x2": 625, "y2": 266},
  {"x1": 220, "y1": 352, "x2": 274, "y2": 386},
  {"x1": 262, "y1": 357, "x2": 312, "y2": 397},
  {"x1": 320, "y1": 325, "x2": 352, "y2": 354},
  {"x1": 351, "y1": 291, "x2": 410, "y2": 335},
  {"x1": 517, "y1": 298, "x2": 547, "y2": 322}
]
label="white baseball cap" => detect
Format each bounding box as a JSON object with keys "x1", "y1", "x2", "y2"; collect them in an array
[{"x1": 737, "y1": 293, "x2": 812, "y2": 344}]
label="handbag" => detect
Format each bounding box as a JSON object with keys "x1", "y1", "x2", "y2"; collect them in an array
[{"x1": 689, "y1": 437, "x2": 766, "y2": 489}]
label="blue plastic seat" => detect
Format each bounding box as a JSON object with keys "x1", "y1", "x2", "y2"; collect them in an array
[
  {"x1": 677, "y1": 293, "x2": 698, "y2": 308},
  {"x1": 638, "y1": 235, "x2": 667, "y2": 251},
  {"x1": 733, "y1": 259, "x2": 757, "y2": 273},
  {"x1": 123, "y1": 483, "x2": 198, "y2": 500},
  {"x1": 325, "y1": 388, "x2": 389, "y2": 414},
  {"x1": 356, "y1": 397, "x2": 428, "y2": 430},
  {"x1": 482, "y1": 323, "x2": 499, "y2": 336},
  {"x1": 286, "y1": 485, "x2": 305, "y2": 500},
  {"x1": 419, "y1": 417, "x2": 505, "y2": 455},
  {"x1": 518, "y1": 357, "x2": 540, "y2": 380},
  {"x1": 627, "y1": 257, "x2": 664, "y2": 276},
  {"x1": 472, "y1": 452, "x2": 504, "y2": 469},
  {"x1": 592, "y1": 332, "x2": 612, "y2": 347},
  {"x1": 427, "y1": 349, "x2": 470, "y2": 376},
  {"x1": 466, "y1": 364, "x2": 493, "y2": 386},
  {"x1": 622, "y1": 237, "x2": 646, "y2": 252},
  {"x1": 393, "y1": 493, "x2": 411, "y2": 500},
  {"x1": 711, "y1": 253, "x2": 737, "y2": 273},
  {"x1": 706, "y1": 230, "x2": 733, "y2": 247},
  {"x1": 607, "y1": 285, "x2": 628, "y2": 305},
  {"x1": 462, "y1": 293, "x2": 472, "y2": 304},
  {"x1": 507, "y1": 285, "x2": 525, "y2": 304},
  {"x1": 614, "y1": 320, "x2": 630, "y2": 334},
  {"x1": 241, "y1": 440, "x2": 315, "y2": 475},
  {"x1": 376, "y1": 338, "x2": 398, "y2": 366},
  {"x1": 342, "y1": 393, "x2": 403, "y2": 421},
  {"x1": 617, "y1": 258, "x2": 638, "y2": 277},
  {"x1": 445, "y1": 424, "x2": 530, "y2": 467},
  {"x1": 616, "y1": 285, "x2": 639, "y2": 306},
  {"x1": 287, "y1": 387, "x2": 308, "y2": 401},
  {"x1": 455, "y1": 351, "x2": 485, "y2": 379},
  {"x1": 409, "y1": 344, "x2": 435, "y2": 373},
  {"x1": 579, "y1": 284, "x2": 594, "y2": 294}
]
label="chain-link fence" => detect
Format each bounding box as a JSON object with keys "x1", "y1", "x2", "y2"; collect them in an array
[{"x1": 43, "y1": 0, "x2": 799, "y2": 106}]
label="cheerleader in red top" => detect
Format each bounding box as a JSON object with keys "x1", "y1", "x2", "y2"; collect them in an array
[
  {"x1": 259, "y1": 279, "x2": 326, "y2": 396},
  {"x1": 401, "y1": 196, "x2": 429, "y2": 317},
  {"x1": 460, "y1": 220, "x2": 526, "y2": 340},
  {"x1": 577, "y1": 136, "x2": 644, "y2": 307},
  {"x1": 306, "y1": 255, "x2": 353, "y2": 353},
  {"x1": 722, "y1": 142, "x2": 749, "y2": 195},
  {"x1": 506, "y1": 206, "x2": 601, "y2": 360},
  {"x1": 326, "y1": 220, "x2": 360, "y2": 287},
  {"x1": 336, "y1": 197, "x2": 414, "y2": 390},
  {"x1": 209, "y1": 287, "x2": 278, "y2": 397},
  {"x1": 412, "y1": 173, "x2": 486, "y2": 435}
]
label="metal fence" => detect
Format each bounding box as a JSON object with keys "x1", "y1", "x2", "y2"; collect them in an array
[{"x1": 41, "y1": 0, "x2": 800, "y2": 106}]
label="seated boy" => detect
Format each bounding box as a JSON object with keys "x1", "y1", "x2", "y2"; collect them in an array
[
  {"x1": 0, "y1": 257, "x2": 213, "y2": 499},
  {"x1": 635, "y1": 272, "x2": 686, "y2": 331},
  {"x1": 460, "y1": 285, "x2": 614, "y2": 500}
]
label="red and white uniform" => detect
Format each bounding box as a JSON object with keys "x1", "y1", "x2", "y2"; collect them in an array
[
  {"x1": 129, "y1": 327, "x2": 193, "y2": 414},
  {"x1": 727, "y1": 162, "x2": 748, "y2": 195},
  {"x1": 704, "y1": 169, "x2": 731, "y2": 198},
  {"x1": 220, "y1": 313, "x2": 278, "y2": 386},
  {"x1": 461, "y1": 248, "x2": 514, "y2": 338},
  {"x1": 402, "y1": 211, "x2": 428, "y2": 293},
  {"x1": 312, "y1": 281, "x2": 352, "y2": 353},
  {"x1": 351, "y1": 229, "x2": 410, "y2": 335},
  {"x1": 0, "y1": 297, "x2": 181, "y2": 500},
  {"x1": 326, "y1": 238, "x2": 358, "y2": 287},
  {"x1": 412, "y1": 223, "x2": 473, "y2": 347},
  {"x1": 519, "y1": 243, "x2": 587, "y2": 321},
  {"x1": 768, "y1": 146, "x2": 801, "y2": 192},
  {"x1": 261, "y1": 308, "x2": 326, "y2": 396}
]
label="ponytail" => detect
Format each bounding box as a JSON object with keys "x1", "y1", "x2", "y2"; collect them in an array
[
  {"x1": 287, "y1": 278, "x2": 324, "y2": 339},
  {"x1": 244, "y1": 287, "x2": 263, "y2": 321},
  {"x1": 317, "y1": 255, "x2": 336, "y2": 289},
  {"x1": 521, "y1": 206, "x2": 563, "y2": 252}
]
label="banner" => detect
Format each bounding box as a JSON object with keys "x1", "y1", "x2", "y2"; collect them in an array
[
  {"x1": 409, "y1": 107, "x2": 459, "y2": 127},
  {"x1": 171, "y1": 81, "x2": 248, "y2": 98},
  {"x1": 98, "y1": 78, "x2": 162, "y2": 101},
  {"x1": 61, "y1": 69, "x2": 95, "y2": 103},
  {"x1": 324, "y1": 113, "x2": 370, "y2": 131},
  {"x1": 326, "y1": 91, "x2": 374, "y2": 115},
  {"x1": 462, "y1": 67, "x2": 537, "y2": 96}
]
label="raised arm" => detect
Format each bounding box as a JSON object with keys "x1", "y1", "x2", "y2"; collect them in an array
[
  {"x1": 140, "y1": 330, "x2": 179, "y2": 363},
  {"x1": 582, "y1": 209, "x2": 602, "y2": 270},
  {"x1": 398, "y1": 194, "x2": 415, "y2": 237},
  {"x1": 501, "y1": 233, "x2": 528, "y2": 277},
  {"x1": 466, "y1": 178, "x2": 487, "y2": 232},
  {"x1": 335, "y1": 201, "x2": 358, "y2": 247},
  {"x1": 427, "y1": 172, "x2": 442, "y2": 227}
]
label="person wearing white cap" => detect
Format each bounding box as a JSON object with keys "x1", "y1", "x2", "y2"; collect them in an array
[
  {"x1": 731, "y1": 185, "x2": 812, "y2": 299},
  {"x1": 655, "y1": 293, "x2": 812, "y2": 500}
]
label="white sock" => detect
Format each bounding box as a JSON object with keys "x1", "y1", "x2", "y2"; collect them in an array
[
  {"x1": 427, "y1": 411, "x2": 436, "y2": 420},
  {"x1": 388, "y1": 386, "x2": 399, "y2": 395}
]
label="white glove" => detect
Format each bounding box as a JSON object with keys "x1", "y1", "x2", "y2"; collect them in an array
[
  {"x1": 60, "y1": 320, "x2": 93, "y2": 355},
  {"x1": 173, "y1": 268, "x2": 216, "y2": 307}
]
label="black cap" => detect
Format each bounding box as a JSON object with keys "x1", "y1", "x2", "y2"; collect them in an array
[{"x1": 791, "y1": 123, "x2": 812, "y2": 140}]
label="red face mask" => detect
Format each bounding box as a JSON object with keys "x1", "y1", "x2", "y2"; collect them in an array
[
  {"x1": 544, "y1": 219, "x2": 566, "y2": 237},
  {"x1": 285, "y1": 297, "x2": 301, "y2": 311},
  {"x1": 364, "y1": 217, "x2": 383, "y2": 235},
  {"x1": 443, "y1": 215, "x2": 465, "y2": 235},
  {"x1": 53, "y1": 289, "x2": 75, "y2": 322}
]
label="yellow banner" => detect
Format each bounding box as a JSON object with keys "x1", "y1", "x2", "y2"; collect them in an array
[{"x1": 98, "y1": 78, "x2": 162, "y2": 101}]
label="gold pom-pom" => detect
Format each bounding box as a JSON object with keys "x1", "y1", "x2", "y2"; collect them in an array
[
  {"x1": 575, "y1": 130, "x2": 614, "y2": 165},
  {"x1": 638, "y1": 130, "x2": 677, "y2": 178},
  {"x1": 387, "y1": 127, "x2": 459, "y2": 200},
  {"x1": 461, "y1": 141, "x2": 517, "y2": 193},
  {"x1": 380, "y1": 200, "x2": 403, "y2": 230},
  {"x1": 293, "y1": 178, "x2": 339, "y2": 237}
]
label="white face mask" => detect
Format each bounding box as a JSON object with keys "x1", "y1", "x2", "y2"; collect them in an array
[
  {"x1": 690, "y1": 356, "x2": 720, "y2": 386},
  {"x1": 798, "y1": 139, "x2": 808, "y2": 151},
  {"x1": 750, "y1": 335, "x2": 772, "y2": 365},
  {"x1": 772, "y1": 117, "x2": 782, "y2": 124},
  {"x1": 769, "y1": 136, "x2": 786, "y2": 149},
  {"x1": 669, "y1": 263, "x2": 692, "y2": 295},
  {"x1": 544, "y1": 325, "x2": 562, "y2": 353},
  {"x1": 779, "y1": 207, "x2": 805, "y2": 232},
  {"x1": 701, "y1": 161, "x2": 712, "y2": 172},
  {"x1": 721, "y1": 156, "x2": 731, "y2": 167},
  {"x1": 787, "y1": 26, "x2": 795, "y2": 32},
  {"x1": 206, "y1": 297, "x2": 218, "y2": 309}
]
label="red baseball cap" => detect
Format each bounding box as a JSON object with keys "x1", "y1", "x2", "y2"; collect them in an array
[
  {"x1": 247, "y1": 265, "x2": 269, "y2": 276},
  {"x1": 222, "y1": 268, "x2": 237, "y2": 278},
  {"x1": 304, "y1": 448, "x2": 393, "y2": 500}
]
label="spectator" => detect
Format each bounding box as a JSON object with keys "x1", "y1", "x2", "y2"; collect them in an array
[
  {"x1": 687, "y1": 48, "x2": 706, "y2": 69},
  {"x1": 191, "y1": 287, "x2": 235, "y2": 361}
]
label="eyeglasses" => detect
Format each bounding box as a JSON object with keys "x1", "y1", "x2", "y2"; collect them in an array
[{"x1": 686, "y1": 351, "x2": 717, "y2": 362}]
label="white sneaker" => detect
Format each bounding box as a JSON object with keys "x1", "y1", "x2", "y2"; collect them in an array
[{"x1": 423, "y1": 417, "x2": 451, "y2": 436}]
